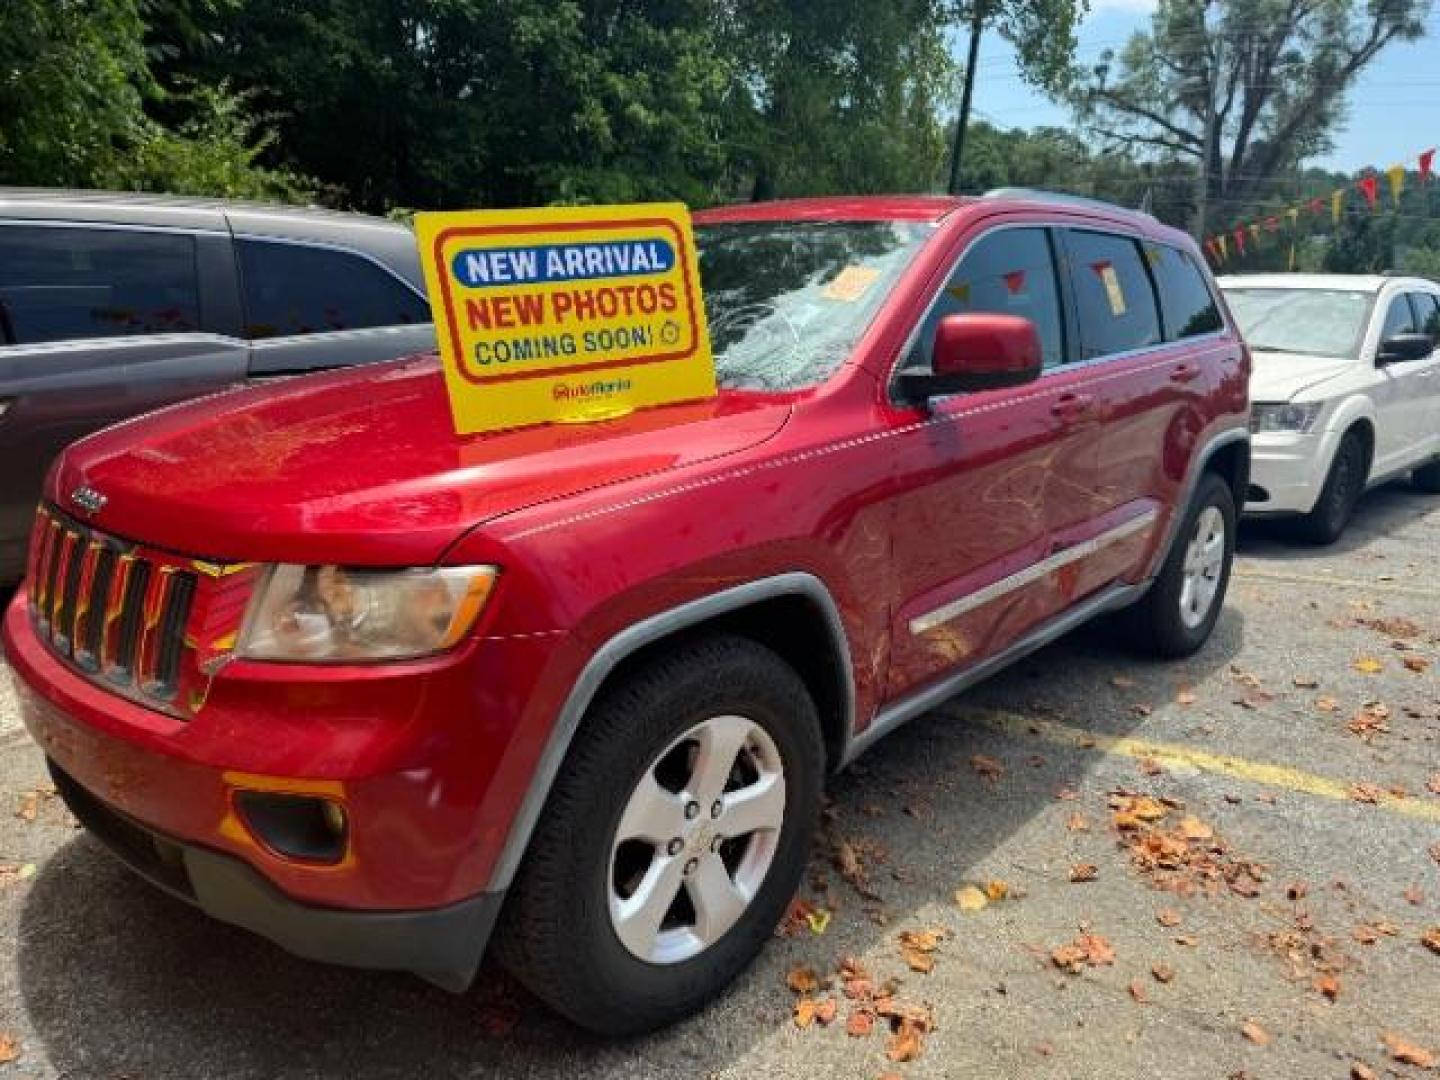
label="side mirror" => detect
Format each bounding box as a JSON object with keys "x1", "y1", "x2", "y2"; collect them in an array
[
  {"x1": 1377, "y1": 333, "x2": 1433, "y2": 365},
  {"x1": 896, "y1": 313, "x2": 1044, "y2": 401}
]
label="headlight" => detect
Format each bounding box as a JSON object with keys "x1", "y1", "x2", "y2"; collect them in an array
[
  {"x1": 236, "y1": 565, "x2": 498, "y2": 662},
  {"x1": 1250, "y1": 401, "x2": 1322, "y2": 434}
]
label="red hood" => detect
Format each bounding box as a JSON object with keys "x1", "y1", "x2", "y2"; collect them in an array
[{"x1": 52, "y1": 356, "x2": 793, "y2": 566}]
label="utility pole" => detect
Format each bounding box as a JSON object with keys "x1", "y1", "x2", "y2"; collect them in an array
[
  {"x1": 947, "y1": 0, "x2": 986, "y2": 196},
  {"x1": 1194, "y1": 36, "x2": 1222, "y2": 240}
]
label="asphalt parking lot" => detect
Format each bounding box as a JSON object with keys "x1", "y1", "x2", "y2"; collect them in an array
[{"x1": 0, "y1": 483, "x2": 1436, "y2": 1079}]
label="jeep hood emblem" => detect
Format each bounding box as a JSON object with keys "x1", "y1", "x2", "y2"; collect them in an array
[{"x1": 70, "y1": 485, "x2": 107, "y2": 516}]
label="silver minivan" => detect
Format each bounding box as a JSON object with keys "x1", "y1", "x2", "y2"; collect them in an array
[{"x1": 0, "y1": 189, "x2": 435, "y2": 582}]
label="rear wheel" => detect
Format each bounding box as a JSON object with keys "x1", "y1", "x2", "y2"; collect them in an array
[
  {"x1": 496, "y1": 635, "x2": 823, "y2": 1035},
  {"x1": 1292, "y1": 431, "x2": 1367, "y2": 544},
  {"x1": 1412, "y1": 457, "x2": 1440, "y2": 493},
  {"x1": 1120, "y1": 472, "x2": 1235, "y2": 658}
]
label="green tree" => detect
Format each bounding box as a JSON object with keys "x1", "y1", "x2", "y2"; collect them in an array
[
  {"x1": 1067, "y1": 0, "x2": 1429, "y2": 228},
  {"x1": 0, "y1": 0, "x2": 305, "y2": 197}
]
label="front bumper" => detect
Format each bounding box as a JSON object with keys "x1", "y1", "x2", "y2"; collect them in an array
[
  {"x1": 1244, "y1": 430, "x2": 1337, "y2": 515},
  {"x1": 1, "y1": 588, "x2": 567, "y2": 990},
  {"x1": 49, "y1": 757, "x2": 500, "y2": 990}
]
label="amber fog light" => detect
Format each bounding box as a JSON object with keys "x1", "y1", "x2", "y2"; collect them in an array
[{"x1": 235, "y1": 791, "x2": 349, "y2": 864}]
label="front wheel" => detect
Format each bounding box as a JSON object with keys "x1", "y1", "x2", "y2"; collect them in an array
[
  {"x1": 1292, "y1": 431, "x2": 1367, "y2": 544},
  {"x1": 1120, "y1": 472, "x2": 1236, "y2": 658},
  {"x1": 495, "y1": 635, "x2": 823, "y2": 1035}
]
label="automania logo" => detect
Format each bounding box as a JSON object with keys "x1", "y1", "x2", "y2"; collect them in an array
[{"x1": 70, "y1": 486, "x2": 107, "y2": 515}]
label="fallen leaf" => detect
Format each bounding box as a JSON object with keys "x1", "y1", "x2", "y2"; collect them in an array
[
  {"x1": 1151, "y1": 962, "x2": 1175, "y2": 984},
  {"x1": 1315, "y1": 973, "x2": 1340, "y2": 1000},
  {"x1": 1138, "y1": 757, "x2": 1165, "y2": 776},
  {"x1": 1350, "y1": 1063, "x2": 1377, "y2": 1080},
  {"x1": 794, "y1": 998, "x2": 819, "y2": 1028},
  {"x1": 1176, "y1": 816, "x2": 1214, "y2": 842},
  {"x1": 1315, "y1": 695, "x2": 1340, "y2": 712},
  {"x1": 983, "y1": 879, "x2": 1010, "y2": 902},
  {"x1": 1381, "y1": 1031, "x2": 1436, "y2": 1068},
  {"x1": 1065, "y1": 812, "x2": 1090, "y2": 832},
  {"x1": 1069, "y1": 863, "x2": 1098, "y2": 883},
  {"x1": 886, "y1": 1021, "x2": 925, "y2": 1063},
  {"x1": 970, "y1": 754, "x2": 1004, "y2": 783},
  {"x1": 1078, "y1": 933, "x2": 1115, "y2": 966},
  {"x1": 1128, "y1": 979, "x2": 1149, "y2": 1003},
  {"x1": 1421, "y1": 927, "x2": 1440, "y2": 955},
  {"x1": 787, "y1": 966, "x2": 821, "y2": 994},
  {"x1": 814, "y1": 997, "x2": 837, "y2": 1026},
  {"x1": 0, "y1": 1033, "x2": 17, "y2": 1064},
  {"x1": 1176, "y1": 688, "x2": 1197, "y2": 706},
  {"x1": 1357, "y1": 615, "x2": 1421, "y2": 639},
  {"x1": 955, "y1": 885, "x2": 989, "y2": 913},
  {"x1": 845, "y1": 1009, "x2": 874, "y2": 1037},
  {"x1": 0, "y1": 863, "x2": 37, "y2": 888},
  {"x1": 1241, "y1": 1020, "x2": 1270, "y2": 1046},
  {"x1": 1293, "y1": 675, "x2": 1319, "y2": 689},
  {"x1": 806, "y1": 908, "x2": 832, "y2": 934},
  {"x1": 901, "y1": 947, "x2": 934, "y2": 973},
  {"x1": 15, "y1": 792, "x2": 38, "y2": 823},
  {"x1": 1402, "y1": 655, "x2": 1431, "y2": 673},
  {"x1": 1353, "y1": 657, "x2": 1385, "y2": 675},
  {"x1": 1157, "y1": 909, "x2": 1183, "y2": 928},
  {"x1": 1348, "y1": 783, "x2": 1382, "y2": 805},
  {"x1": 1050, "y1": 944, "x2": 1088, "y2": 973}
]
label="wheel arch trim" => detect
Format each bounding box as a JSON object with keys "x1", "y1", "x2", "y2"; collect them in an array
[
  {"x1": 1147, "y1": 424, "x2": 1250, "y2": 581},
  {"x1": 485, "y1": 572, "x2": 856, "y2": 891}
]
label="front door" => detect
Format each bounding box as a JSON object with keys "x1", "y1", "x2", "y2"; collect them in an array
[{"x1": 882, "y1": 223, "x2": 1099, "y2": 700}]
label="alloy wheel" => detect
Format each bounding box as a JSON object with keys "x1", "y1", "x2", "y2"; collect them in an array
[
  {"x1": 1179, "y1": 505, "x2": 1226, "y2": 629},
  {"x1": 608, "y1": 714, "x2": 785, "y2": 964}
]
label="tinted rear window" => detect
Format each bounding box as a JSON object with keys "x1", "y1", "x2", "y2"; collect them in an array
[
  {"x1": 1063, "y1": 230, "x2": 1162, "y2": 360},
  {"x1": 237, "y1": 239, "x2": 430, "y2": 340},
  {"x1": 1146, "y1": 243, "x2": 1223, "y2": 340},
  {"x1": 0, "y1": 224, "x2": 200, "y2": 345}
]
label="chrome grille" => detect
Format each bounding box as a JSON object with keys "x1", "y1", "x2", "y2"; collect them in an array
[{"x1": 28, "y1": 509, "x2": 199, "y2": 707}]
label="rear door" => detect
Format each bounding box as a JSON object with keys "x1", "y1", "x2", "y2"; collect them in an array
[
  {"x1": 234, "y1": 236, "x2": 434, "y2": 377},
  {"x1": 0, "y1": 221, "x2": 247, "y2": 579},
  {"x1": 1044, "y1": 227, "x2": 1190, "y2": 597}
]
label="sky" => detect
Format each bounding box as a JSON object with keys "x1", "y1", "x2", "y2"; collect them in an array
[{"x1": 970, "y1": 0, "x2": 1440, "y2": 175}]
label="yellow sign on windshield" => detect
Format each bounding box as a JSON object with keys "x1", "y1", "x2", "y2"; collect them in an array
[{"x1": 416, "y1": 203, "x2": 716, "y2": 434}]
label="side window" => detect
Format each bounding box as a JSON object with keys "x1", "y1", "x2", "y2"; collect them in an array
[
  {"x1": 1062, "y1": 230, "x2": 1162, "y2": 360},
  {"x1": 914, "y1": 227, "x2": 1065, "y2": 370},
  {"x1": 1146, "y1": 244, "x2": 1223, "y2": 340},
  {"x1": 1407, "y1": 293, "x2": 1440, "y2": 344},
  {"x1": 237, "y1": 239, "x2": 430, "y2": 340},
  {"x1": 0, "y1": 224, "x2": 200, "y2": 346},
  {"x1": 1378, "y1": 294, "x2": 1417, "y2": 341}
]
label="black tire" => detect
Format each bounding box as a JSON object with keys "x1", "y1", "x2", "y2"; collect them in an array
[
  {"x1": 1292, "y1": 430, "x2": 1368, "y2": 545},
  {"x1": 1413, "y1": 457, "x2": 1440, "y2": 493},
  {"x1": 1119, "y1": 472, "x2": 1236, "y2": 659},
  {"x1": 495, "y1": 634, "x2": 823, "y2": 1035}
]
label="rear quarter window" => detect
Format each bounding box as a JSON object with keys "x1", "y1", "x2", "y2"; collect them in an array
[
  {"x1": 0, "y1": 224, "x2": 200, "y2": 346},
  {"x1": 1146, "y1": 244, "x2": 1223, "y2": 340},
  {"x1": 1062, "y1": 230, "x2": 1162, "y2": 360},
  {"x1": 237, "y1": 239, "x2": 430, "y2": 340}
]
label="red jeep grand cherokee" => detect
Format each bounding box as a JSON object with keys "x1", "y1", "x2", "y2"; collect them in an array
[{"x1": 3, "y1": 191, "x2": 1249, "y2": 1033}]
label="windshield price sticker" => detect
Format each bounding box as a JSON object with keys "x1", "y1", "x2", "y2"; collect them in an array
[{"x1": 416, "y1": 203, "x2": 716, "y2": 434}]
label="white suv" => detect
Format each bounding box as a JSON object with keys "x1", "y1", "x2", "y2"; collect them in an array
[{"x1": 1219, "y1": 274, "x2": 1440, "y2": 543}]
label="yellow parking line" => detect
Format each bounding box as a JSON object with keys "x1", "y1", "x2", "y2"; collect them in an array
[
  {"x1": 973, "y1": 710, "x2": 1440, "y2": 823},
  {"x1": 1233, "y1": 567, "x2": 1440, "y2": 600}
]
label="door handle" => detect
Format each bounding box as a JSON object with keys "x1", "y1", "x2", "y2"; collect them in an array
[
  {"x1": 1170, "y1": 363, "x2": 1201, "y2": 384},
  {"x1": 1050, "y1": 392, "x2": 1095, "y2": 422}
]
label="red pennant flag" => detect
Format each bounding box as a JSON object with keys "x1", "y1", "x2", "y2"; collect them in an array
[
  {"x1": 1357, "y1": 175, "x2": 1379, "y2": 210},
  {"x1": 1421, "y1": 149, "x2": 1435, "y2": 183},
  {"x1": 1234, "y1": 227, "x2": 1247, "y2": 256}
]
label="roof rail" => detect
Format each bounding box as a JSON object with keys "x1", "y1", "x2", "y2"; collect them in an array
[{"x1": 981, "y1": 187, "x2": 1155, "y2": 219}]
